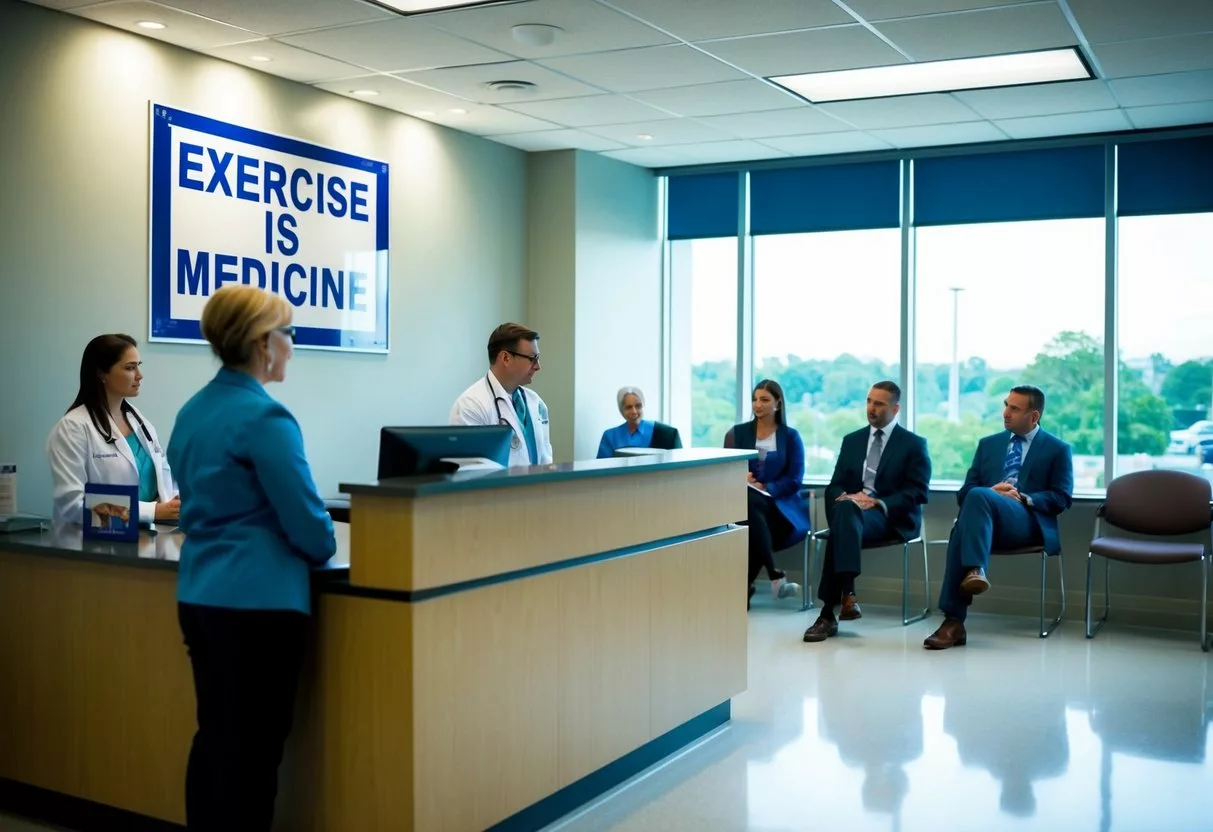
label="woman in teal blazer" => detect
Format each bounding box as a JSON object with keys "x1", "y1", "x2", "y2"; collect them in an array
[{"x1": 725, "y1": 379, "x2": 811, "y2": 608}]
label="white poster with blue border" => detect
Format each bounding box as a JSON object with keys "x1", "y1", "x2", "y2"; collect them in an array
[{"x1": 149, "y1": 103, "x2": 390, "y2": 352}]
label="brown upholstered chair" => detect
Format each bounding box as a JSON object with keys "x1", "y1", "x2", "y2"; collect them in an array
[{"x1": 1085, "y1": 469, "x2": 1213, "y2": 651}]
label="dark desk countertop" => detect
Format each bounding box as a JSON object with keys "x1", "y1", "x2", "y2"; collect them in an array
[
  {"x1": 0, "y1": 523, "x2": 350, "y2": 576},
  {"x1": 340, "y1": 448, "x2": 756, "y2": 498}
]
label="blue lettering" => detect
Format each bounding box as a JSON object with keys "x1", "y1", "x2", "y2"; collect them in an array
[
  {"x1": 326, "y1": 176, "x2": 348, "y2": 218},
  {"x1": 349, "y1": 271, "x2": 367, "y2": 312},
  {"x1": 262, "y1": 162, "x2": 287, "y2": 208},
  {"x1": 264, "y1": 210, "x2": 273, "y2": 254},
  {"x1": 236, "y1": 156, "x2": 258, "y2": 201},
  {"x1": 179, "y1": 143, "x2": 205, "y2": 191},
  {"x1": 276, "y1": 214, "x2": 298, "y2": 256},
  {"x1": 321, "y1": 268, "x2": 344, "y2": 309},
  {"x1": 284, "y1": 264, "x2": 307, "y2": 306},
  {"x1": 214, "y1": 254, "x2": 238, "y2": 290},
  {"x1": 176, "y1": 249, "x2": 209, "y2": 295},
  {"x1": 350, "y1": 181, "x2": 369, "y2": 222},
  {"x1": 290, "y1": 168, "x2": 312, "y2": 212},
  {"x1": 242, "y1": 257, "x2": 267, "y2": 288},
  {"x1": 205, "y1": 149, "x2": 233, "y2": 196},
  {"x1": 309, "y1": 265, "x2": 318, "y2": 303},
  {"x1": 317, "y1": 173, "x2": 325, "y2": 215},
  {"x1": 270, "y1": 261, "x2": 281, "y2": 294}
]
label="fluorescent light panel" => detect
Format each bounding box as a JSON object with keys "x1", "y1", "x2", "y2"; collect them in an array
[
  {"x1": 367, "y1": 0, "x2": 519, "y2": 14},
  {"x1": 771, "y1": 48, "x2": 1092, "y2": 103}
]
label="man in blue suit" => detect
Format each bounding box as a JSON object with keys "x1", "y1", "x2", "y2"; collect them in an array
[
  {"x1": 804, "y1": 381, "x2": 931, "y2": 642},
  {"x1": 924, "y1": 385, "x2": 1073, "y2": 650}
]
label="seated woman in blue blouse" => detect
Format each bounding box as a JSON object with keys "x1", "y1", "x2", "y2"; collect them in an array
[
  {"x1": 596, "y1": 386, "x2": 682, "y2": 458},
  {"x1": 724, "y1": 379, "x2": 810, "y2": 609}
]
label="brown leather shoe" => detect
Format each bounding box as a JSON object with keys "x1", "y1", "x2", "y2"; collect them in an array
[
  {"x1": 960, "y1": 567, "x2": 990, "y2": 595},
  {"x1": 923, "y1": 618, "x2": 967, "y2": 650},
  {"x1": 803, "y1": 615, "x2": 839, "y2": 643},
  {"x1": 839, "y1": 594, "x2": 862, "y2": 621}
]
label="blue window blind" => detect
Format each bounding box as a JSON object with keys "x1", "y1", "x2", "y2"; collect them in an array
[
  {"x1": 750, "y1": 161, "x2": 900, "y2": 235},
  {"x1": 914, "y1": 146, "x2": 1105, "y2": 226},
  {"x1": 1118, "y1": 136, "x2": 1213, "y2": 216},
  {"x1": 666, "y1": 172, "x2": 738, "y2": 239}
]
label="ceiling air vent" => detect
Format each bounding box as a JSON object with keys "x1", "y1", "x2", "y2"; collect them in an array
[{"x1": 487, "y1": 80, "x2": 538, "y2": 93}]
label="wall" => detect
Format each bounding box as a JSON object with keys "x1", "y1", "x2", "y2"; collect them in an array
[{"x1": 0, "y1": 0, "x2": 527, "y2": 514}]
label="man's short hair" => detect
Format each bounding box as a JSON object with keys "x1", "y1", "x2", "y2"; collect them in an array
[
  {"x1": 871, "y1": 380, "x2": 902, "y2": 405},
  {"x1": 487, "y1": 322, "x2": 539, "y2": 365},
  {"x1": 1010, "y1": 384, "x2": 1045, "y2": 414}
]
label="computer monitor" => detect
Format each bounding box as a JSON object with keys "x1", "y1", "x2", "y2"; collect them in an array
[{"x1": 377, "y1": 425, "x2": 513, "y2": 478}]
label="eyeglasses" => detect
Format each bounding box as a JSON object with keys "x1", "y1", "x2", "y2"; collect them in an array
[
  {"x1": 508, "y1": 350, "x2": 540, "y2": 364},
  {"x1": 276, "y1": 325, "x2": 297, "y2": 344}
]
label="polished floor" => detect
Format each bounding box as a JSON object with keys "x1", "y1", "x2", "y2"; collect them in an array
[{"x1": 2, "y1": 599, "x2": 1209, "y2": 832}]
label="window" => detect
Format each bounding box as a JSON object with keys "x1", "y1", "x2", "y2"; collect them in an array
[
  {"x1": 914, "y1": 219, "x2": 1106, "y2": 487},
  {"x1": 1116, "y1": 213, "x2": 1213, "y2": 481},
  {"x1": 753, "y1": 230, "x2": 902, "y2": 476},
  {"x1": 669, "y1": 237, "x2": 738, "y2": 448}
]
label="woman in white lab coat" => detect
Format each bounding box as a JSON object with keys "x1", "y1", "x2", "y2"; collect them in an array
[{"x1": 45, "y1": 334, "x2": 179, "y2": 526}]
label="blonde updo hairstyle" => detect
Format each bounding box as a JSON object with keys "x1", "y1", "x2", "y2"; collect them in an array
[{"x1": 200, "y1": 285, "x2": 292, "y2": 368}]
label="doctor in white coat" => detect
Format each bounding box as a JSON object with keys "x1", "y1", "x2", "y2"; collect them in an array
[
  {"x1": 450, "y1": 322, "x2": 553, "y2": 467},
  {"x1": 46, "y1": 334, "x2": 179, "y2": 526}
]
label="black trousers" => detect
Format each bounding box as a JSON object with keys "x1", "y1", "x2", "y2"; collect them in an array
[
  {"x1": 178, "y1": 602, "x2": 308, "y2": 832},
  {"x1": 743, "y1": 488, "x2": 792, "y2": 586},
  {"x1": 818, "y1": 499, "x2": 892, "y2": 608}
]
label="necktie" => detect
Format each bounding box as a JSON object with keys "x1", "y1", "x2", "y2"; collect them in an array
[
  {"x1": 1003, "y1": 435, "x2": 1024, "y2": 485},
  {"x1": 863, "y1": 428, "x2": 884, "y2": 494},
  {"x1": 511, "y1": 388, "x2": 528, "y2": 425}
]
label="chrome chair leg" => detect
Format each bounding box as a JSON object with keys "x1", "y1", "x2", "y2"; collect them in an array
[
  {"x1": 1201, "y1": 555, "x2": 1209, "y2": 653},
  {"x1": 1039, "y1": 551, "x2": 1065, "y2": 638},
  {"x1": 900, "y1": 537, "x2": 929, "y2": 626},
  {"x1": 800, "y1": 534, "x2": 815, "y2": 612},
  {"x1": 1086, "y1": 553, "x2": 1111, "y2": 639}
]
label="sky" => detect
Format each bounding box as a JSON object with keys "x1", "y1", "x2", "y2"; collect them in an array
[{"x1": 684, "y1": 214, "x2": 1213, "y2": 370}]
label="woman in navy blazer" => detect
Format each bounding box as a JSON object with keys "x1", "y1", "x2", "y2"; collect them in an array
[{"x1": 724, "y1": 379, "x2": 811, "y2": 608}]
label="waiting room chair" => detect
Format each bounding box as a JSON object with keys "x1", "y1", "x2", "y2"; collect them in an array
[
  {"x1": 807, "y1": 525, "x2": 930, "y2": 625},
  {"x1": 1085, "y1": 469, "x2": 1212, "y2": 652}
]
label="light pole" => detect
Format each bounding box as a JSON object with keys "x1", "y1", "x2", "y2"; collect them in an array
[{"x1": 949, "y1": 287, "x2": 964, "y2": 423}]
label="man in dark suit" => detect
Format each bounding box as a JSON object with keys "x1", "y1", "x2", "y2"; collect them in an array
[
  {"x1": 803, "y1": 381, "x2": 931, "y2": 642},
  {"x1": 924, "y1": 384, "x2": 1074, "y2": 650}
]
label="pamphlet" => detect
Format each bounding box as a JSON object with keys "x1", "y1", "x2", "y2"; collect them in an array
[{"x1": 83, "y1": 483, "x2": 139, "y2": 541}]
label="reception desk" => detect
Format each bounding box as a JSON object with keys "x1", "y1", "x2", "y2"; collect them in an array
[{"x1": 0, "y1": 449, "x2": 751, "y2": 831}]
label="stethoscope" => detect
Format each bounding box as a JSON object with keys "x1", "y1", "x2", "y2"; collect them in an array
[
  {"x1": 105, "y1": 403, "x2": 155, "y2": 446},
  {"x1": 487, "y1": 375, "x2": 524, "y2": 451}
]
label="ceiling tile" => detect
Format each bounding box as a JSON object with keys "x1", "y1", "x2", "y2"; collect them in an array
[
  {"x1": 583, "y1": 118, "x2": 735, "y2": 147},
  {"x1": 844, "y1": 0, "x2": 1044, "y2": 21},
  {"x1": 994, "y1": 109, "x2": 1132, "y2": 139},
  {"x1": 954, "y1": 80, "x2": 1117, "y2": 120},
  {"x1": 204, "y1": 39, "x2": 369, "y2": 83},
  {"x1": 279, "y1": 18, "x2": 512, "y2": 73},
  {"x1": 502, "y1": 94, "x2": 674, "y2": 127},
  {"x1": 26, "y1": 0, "x2": 108, "y2": 8},
  {"x1": 869, "y1": 120, "x2": 1007, "y2": 148},
  {"x1": 601, "y1": 146, "x2": 698, "y2": 167},
  {"x1": 817, "y1": 93, "x2": 981, "y2": 129},
  {"x1": 485, "y1": 129, "x2": 627, "y2": 152},
  {"x1": 1109, "y1": 70, "x2": 1213, "y2": 108},
  {"x1": 697, "y1": 26, "x2": 907, "y2": 77},
  {"x1": 1094, "y1": 34, "x2": 1213, "y2": 79},
  {"x1": 695, "y1": 106, "x2": 853, "y2": 138},
  {"x1": 153, "y1": 0, "x2": 392, "y2": 36},
  {"x1": 1125, "y1": 101, "x2": 1213, "y2": 130},
  {"x1": 418, "y1": 107, "x2": 563, "y2": 136},
  {"x1": 673, "y1": 140, "x2": 790, "y2": 164},
  {"x1": 1066, "y1": 0, "x2": 1213, "y2": 45},
  {"x1": 397, "y1": 61, "x2": 604, "y2": 104},
  {"x1": 421, "y1": 0, "x2": 674, "y2": 59},
  {"x1": 874, "y1": 3, "x2": 1078, "y2": 62},
  {"x1": 72, "y1": 1, "x2": 258, "y2": 49},
  {"x1": 601, "y1": 0, "x2": 854, "y2": 42},
  {"x1": 538, "y1": 45, "x2": 746, "y2": 93},
  {"x1": 313, "y1": 74, "x2": 478, "y2": 113},
  {"x1": 761, "y1": 132, "x2": 894, "y2": 155},
  {"x1": 628, "y1": 80, "x2": 803, "y2": 117}
]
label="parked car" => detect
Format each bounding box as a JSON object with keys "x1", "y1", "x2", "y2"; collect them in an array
[
  {"x1": 1168, "y1": 420, "x2": 1213, "y2": 455},
  {"x1": 1199, "y1": 438, "x2": 1213, "y2": 465}
]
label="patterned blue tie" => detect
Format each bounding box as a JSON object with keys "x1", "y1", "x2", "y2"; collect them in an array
[{"x1": 1003, "y1": 435, "x2": 1024, "y2": 485}]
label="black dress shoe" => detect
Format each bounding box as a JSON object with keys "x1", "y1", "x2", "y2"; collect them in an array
[{"x1": 803, "y1": 615, "x2": 839, "y2": 643}]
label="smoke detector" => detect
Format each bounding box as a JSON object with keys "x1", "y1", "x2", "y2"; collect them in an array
[
  {"x1": 487, "y1": 80, "x2": 538, "y2": 93},
  {"x1": 511, "y1": 23, "x2": 563, "y2": 47}
]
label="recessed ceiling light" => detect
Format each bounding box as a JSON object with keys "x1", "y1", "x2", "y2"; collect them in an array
[
  {"x1": 365, "y1": 0, "x2": 516, "y2": 15},
  {"x1": 769, "y1": 47, "x2": 1092, "y2": 104},
  {"x1": 413, "y1": 110, "x2": 436, "y2": 117},
  {"x1": 136, "y1": 20, "x2": 166, "y2": 30},
  {"x1": 448, "y1": 108, "x2": 468, "y2": 115},
  {"x1": 350, "y1": 89, "x2": 380, "y2": 97},
  {"x1": 248, "y1": 55, "x2": 273, "y2": 63},
  {"x1": 636, "y1": 133, "x2": 653, "y2": 141}
]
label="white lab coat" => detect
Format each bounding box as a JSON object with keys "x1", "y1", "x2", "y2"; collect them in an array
[
  {"x1": 45, "y1": 403, "x2": 176, "y2": 527},
  {"x1": 449, "y1": 373, "x2": 553, "y2": 467}
]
